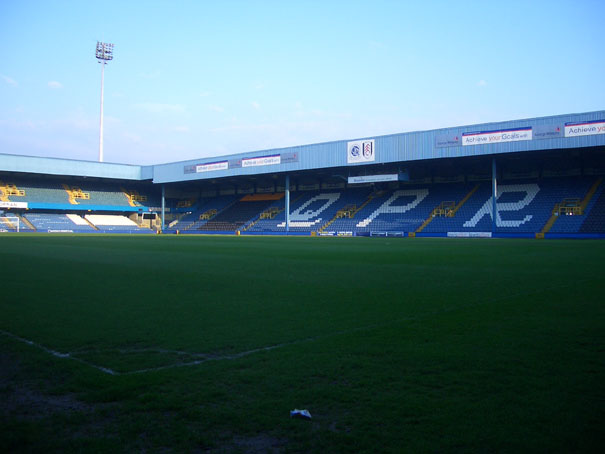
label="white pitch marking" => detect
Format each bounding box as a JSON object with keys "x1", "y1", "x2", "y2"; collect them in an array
[{"x1": 1, "y1": 276, "x2": 598, "y2": 376}]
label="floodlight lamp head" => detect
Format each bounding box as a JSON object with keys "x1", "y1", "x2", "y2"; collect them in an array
[{"x1": 96, "y1": 41, "x2": 114, "y2": 61}]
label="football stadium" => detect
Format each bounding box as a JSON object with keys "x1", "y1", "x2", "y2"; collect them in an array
[
  {"x1": 2, "y1": 110, "x2": 605, "y2": 238},
  {"x1": 1, "y1": 111, "x2": 605, "y2": 452}
]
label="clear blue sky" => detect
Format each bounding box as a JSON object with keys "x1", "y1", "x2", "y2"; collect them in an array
[{"x1": 1, "y1": 0, "x2": 604, "y2": 165}]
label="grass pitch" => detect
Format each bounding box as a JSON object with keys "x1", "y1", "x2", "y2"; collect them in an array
[{"x1": 1, "y1": 234, "x2": 604, "y2": 453}]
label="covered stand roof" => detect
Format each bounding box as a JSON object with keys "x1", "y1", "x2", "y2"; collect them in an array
[{"x1": 1, "y1": 110, "x2": 604, "y2": 184}]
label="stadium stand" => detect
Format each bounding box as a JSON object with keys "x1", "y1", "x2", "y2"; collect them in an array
[
  {"x1": 414, "y1": 177, "x2": 595, "y2": 235},
  {"x1": 24, "y1": 213, "x2": 97, "y2": 232},
  {"x1": 245, "y1": 194, "x2": 304, "y2": 232},
  {"x1": 1, "y1": 177, "x2": 160, "y2": 209},
  {"x1": 169, "y1": 195, "x2": 238, "y2": 231},
  {"x1": 579, "y1": 184, "x2": 605, "y2": 233},
  {"x1": 545, "y1": 178, "x2": 601, "y2": 233},
  {"x1": 1, "y1": 111, "x2": 604, "y2": 237},
  {"x1": 0, "y1": 181, "x2": 26, "y2": 201},
  {"x1": 2, "y1": 178, "x2": 69, "y2": 204},
  {"x1": 2, "y1": 175, "x2": 602, "y2": 236},
  {"x1": 172, "y1": 176, "x2": 600, "y2": 237},
  {"x1": 243, "y1": 177, "x2": 604, "y2": 236},
  {"x1": 0, "y1": 216, "x2": 19, "y2": 232},
  {"x1": 246, "y1": 191, "x2": 336, "y2": 233},
  {"x1": 352, "y1": 184, "x2": 470, "y2": 234},
  {"x1": 0, "y1": 213, "x2": 35, "y2": 232},
  {"x1": 199, "y1": 195, "x2": 278, "y2": 232},
  {"x1": 85, "y1": 214, "x2": 152, "y2": 233},
  {"x1": 62, "y1": 182, "x2": 158, "y2": 208},
  {"x1": 247, "y1": 189, "x2": 383, "y2": 233}
]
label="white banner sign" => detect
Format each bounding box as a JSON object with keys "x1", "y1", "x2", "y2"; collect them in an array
[
  {"x1": 196, "y1": 161, "x2": 228, "y2": 173},
  {"x1": 242, "y1": 155, "x2": 281, "y2": 168},
  {"x1": 347, "y1": 139, "x2": 375, "y2": 164},
  {"x1": 348, "y1": 174, "x2": 398, "y2": 184},
  {"x1": 447, "y1": 232, "x2": 492, "y2": 238},
  {"x1": 565, "y1": 120, "x2": 605, "y2": 138},
  {"x1": 462, "y1": 128, "x2": 532, "y2": 146},
  {"x1": 0, "y1": 201, "x2": 28, "y2": 209}
]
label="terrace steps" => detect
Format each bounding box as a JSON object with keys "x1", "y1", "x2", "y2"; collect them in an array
[
  {"x1": 541, "y1": 211, "x2": 558, "y2": 234},
  {"x1": 21, "y1": 215, "x2": 36, "y2": 231},
  {"x1": 542, "y1": 177, "x2": 602, "y2": 233},
  {"x1": 63, "y1": 184, "x2": 90, "y2": 205},
  {"x1": 580, "y1": 177, "x2": 602, "y2": 212},
  {"x1": 244, "y1": 206, "x2": 283, "y2": 231},
  {"x1": 84, "y1": 216, "x2": 99, "y2": 230},
  {"x1": 183, "y1": 209, "x2": 218, "y2": 231},
  {"x1": 0, "y1": 217, "x2": 17, "y2": 230},
  {"x1": 416, "y1": 184, "x2": 479, "y2": 233},
  {"x1": 0, "y1": 181, "x2": 25, "y2": 201},
  {"x1": 122, "y1": 188, "x2": 147, "y2": 207},
  {"x1": 319, "y1": 191, "x2": 378, "y2": 233}
]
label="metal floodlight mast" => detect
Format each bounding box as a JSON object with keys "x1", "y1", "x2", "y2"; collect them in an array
[{"x1": 96, "y1": 41, "x2": 114, "y2": 162}]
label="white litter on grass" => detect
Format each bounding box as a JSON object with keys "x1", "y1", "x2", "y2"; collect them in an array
[{"x1": 290, "y1": 409, "x2": 312, "y2": 420}]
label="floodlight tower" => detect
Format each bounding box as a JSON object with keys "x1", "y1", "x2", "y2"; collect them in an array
[{"x1": 96, "y1": 41, "x2": 114, "y2": 162}]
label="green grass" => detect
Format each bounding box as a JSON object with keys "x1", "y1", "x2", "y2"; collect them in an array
[{"x1": 1, "y1": 234, "x2": 604, "y2": 453}]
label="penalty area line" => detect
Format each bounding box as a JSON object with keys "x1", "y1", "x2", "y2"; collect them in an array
[
  {"x1": 1, "y1": 276, "x2": 598, "y2": 376},
  {"x1": 0, "y1": 328, "x2": 314, "y2": 376},
  {"x1": 0, "y1": 329, "x2": 118, "y2": 375}
]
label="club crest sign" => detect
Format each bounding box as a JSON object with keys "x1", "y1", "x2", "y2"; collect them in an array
[{"x1": 347, "y1": 139, "x2": 375, "y2": 164}]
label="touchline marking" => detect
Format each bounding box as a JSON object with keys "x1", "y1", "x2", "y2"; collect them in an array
[
  {"x1": 0, "y1": 329, "x2": 118, "y2": 375},
  {"x1": 1, "y1": 275, "x2": 599, "y2": 375}
]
